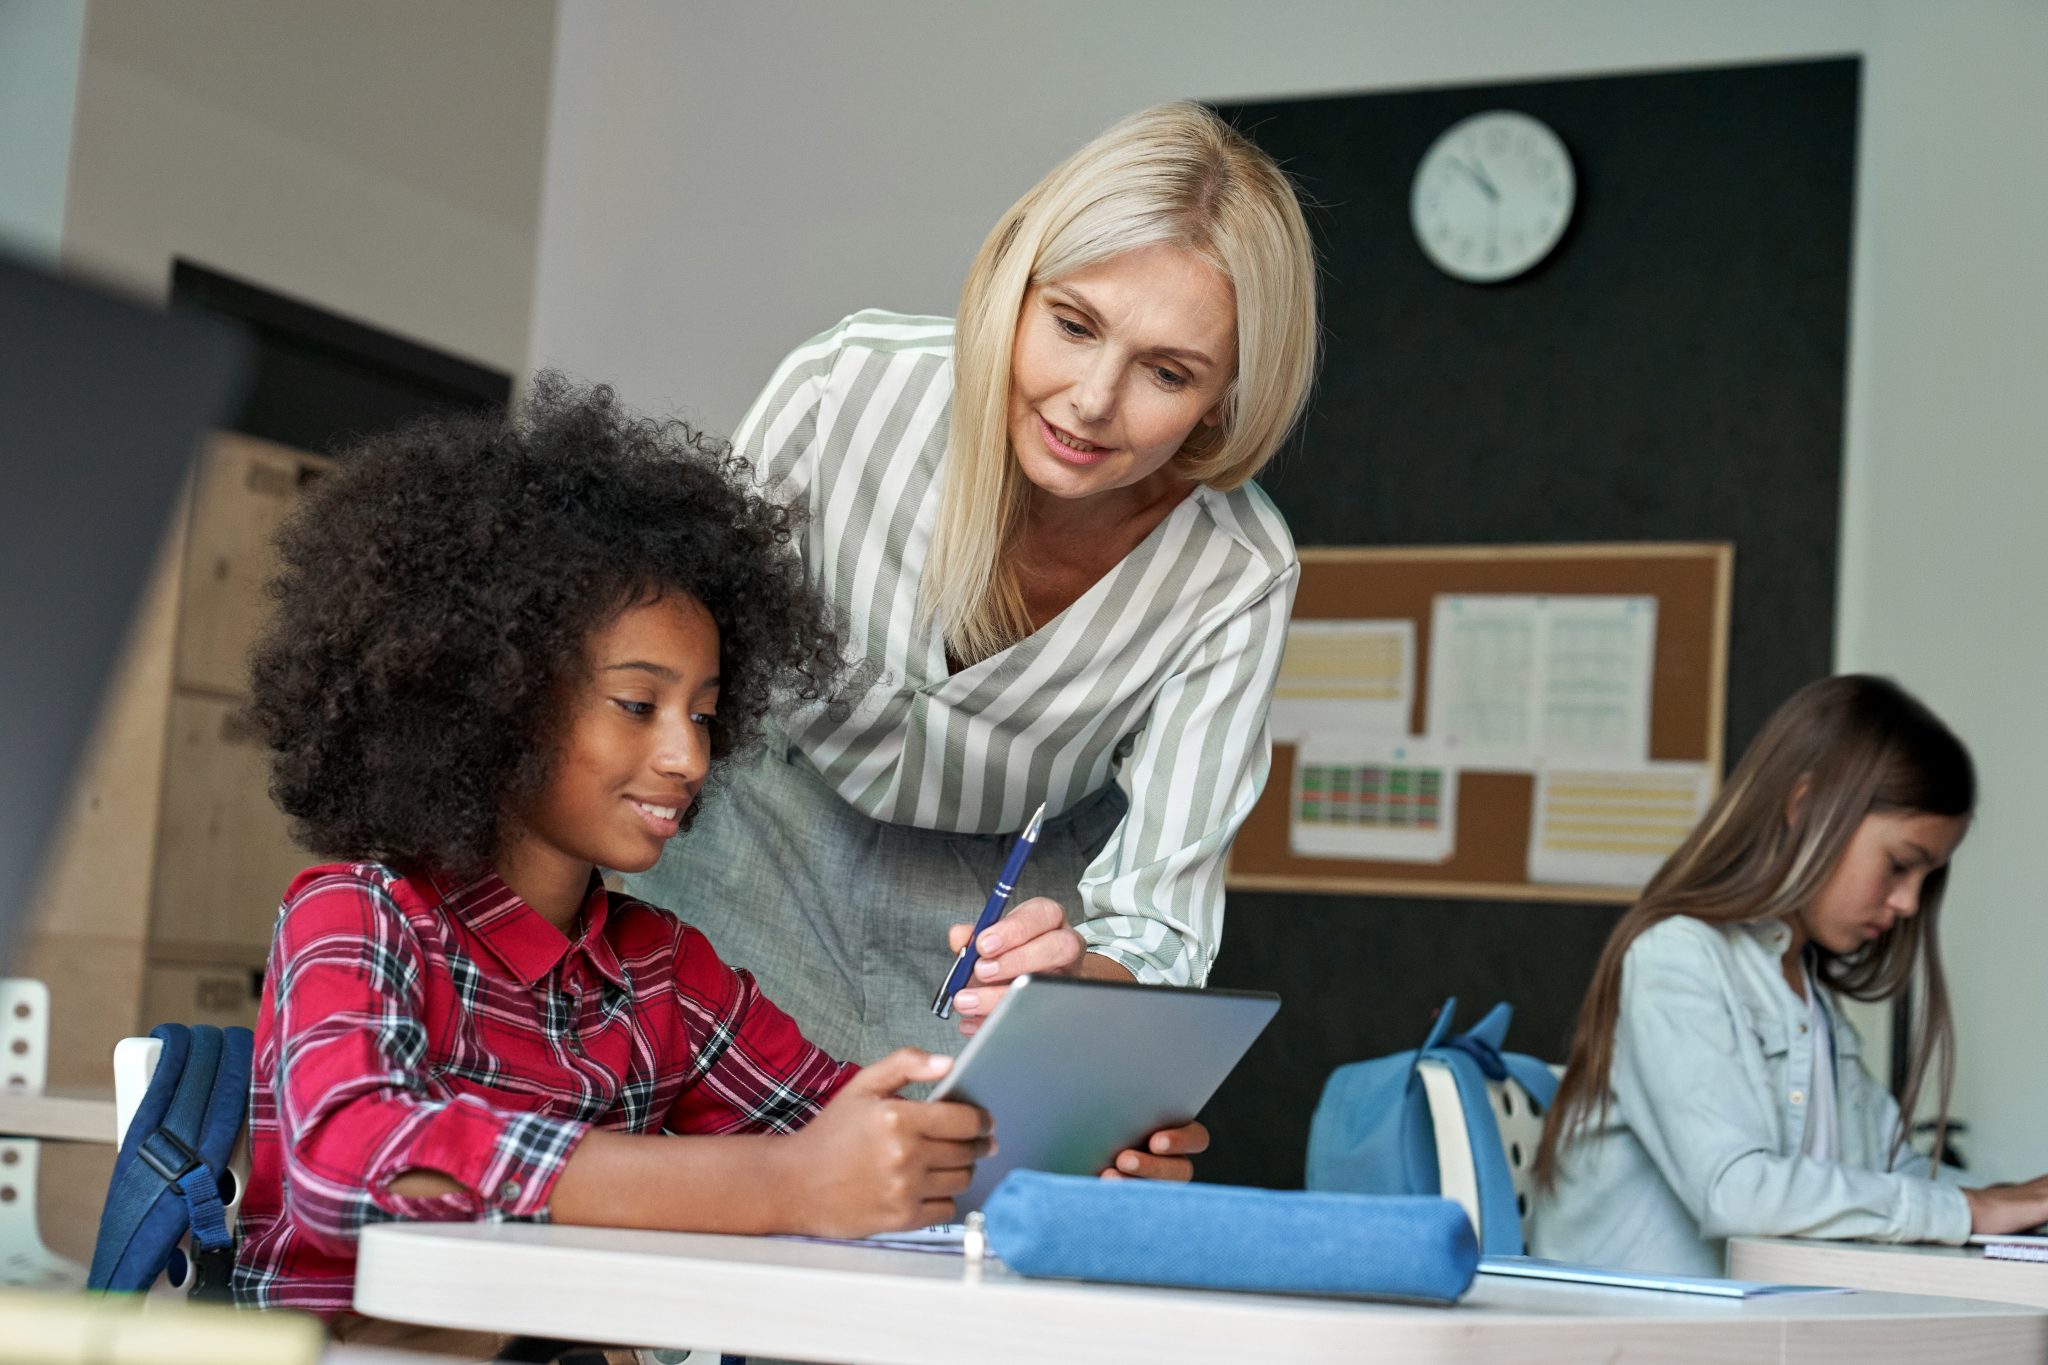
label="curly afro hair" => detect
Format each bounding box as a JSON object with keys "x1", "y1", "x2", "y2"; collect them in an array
[{"x1": 249, "y1": 372, "x2": 842, "y2": 874}]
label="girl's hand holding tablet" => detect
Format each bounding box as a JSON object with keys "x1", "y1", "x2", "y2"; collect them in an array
[{"x1": 778, "y1": 1049, "x2": 993, "y2": 1237}]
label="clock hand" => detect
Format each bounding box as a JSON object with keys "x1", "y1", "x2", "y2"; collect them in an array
[{"x1": 1447, "y1": 156, "x2": 1499, "y2": 202}]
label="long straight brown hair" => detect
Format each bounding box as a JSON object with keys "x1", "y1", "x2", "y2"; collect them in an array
[{"x1": 1532, "y1": 674, "x2": 1975, "y2": 1187}]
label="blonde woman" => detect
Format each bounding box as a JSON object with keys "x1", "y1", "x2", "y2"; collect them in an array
[
  {"x1": 1531, "y1": 675, "x2": 2048, "y2": 1274},
  {"x1": 626, "y1": 103, "x2": 1316, "y2": 1179}
]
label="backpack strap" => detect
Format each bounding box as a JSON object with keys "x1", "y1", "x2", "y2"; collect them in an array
[
  {"x1": 1427, "y1": 1001, "x2": 1554, "y2": 1257},
  {"x1": 88, "y1": 1024, "x2": 253, "y2": 1297},
  {"x1": 1439, "y1": 1004, "x2": 1560, "y2": 1114},
  {"x1": 1424, "y1": 1045, "x2": 1529, "y2": 1256}
]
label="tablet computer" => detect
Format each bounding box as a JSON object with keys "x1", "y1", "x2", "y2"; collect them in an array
[{"x1": 927, "y1": 974, "x2": 1280, "y2": 1212}]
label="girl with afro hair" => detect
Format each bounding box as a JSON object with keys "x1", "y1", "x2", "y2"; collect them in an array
[{"x1": 233, "y1": 375, "x2": 991, "y2": 1338}]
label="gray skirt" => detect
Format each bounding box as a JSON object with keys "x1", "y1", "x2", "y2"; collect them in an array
[{"x1": 622, "y1": 722, "x2": 1128, "y2": 1065}]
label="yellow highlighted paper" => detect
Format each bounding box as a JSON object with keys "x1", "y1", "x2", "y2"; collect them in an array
[
  {"x1": 1527, "y1": 763, "x2": 1713, "y2": 888},
  {"x1": 1269, "y1": 619, "x2": 1414, "y2": 742}
]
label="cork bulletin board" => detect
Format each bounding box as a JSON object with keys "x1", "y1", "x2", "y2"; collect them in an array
[{"x1": 1227, "y1": 543, "x2": 1732, "y2": 903}]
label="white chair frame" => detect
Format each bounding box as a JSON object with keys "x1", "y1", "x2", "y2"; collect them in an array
[{"x1": 1, "y1": 978, "x2": 88, "y2": 1289}]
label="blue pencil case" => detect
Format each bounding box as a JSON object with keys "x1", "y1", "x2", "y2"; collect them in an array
[{"x1": 980, "y1": 1171, "x2": 1479, "y2": 1303}]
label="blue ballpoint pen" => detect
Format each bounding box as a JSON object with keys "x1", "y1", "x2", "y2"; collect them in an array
[{"x1": 931, "y1": 801, "x2": 1047, "y2": 1019}]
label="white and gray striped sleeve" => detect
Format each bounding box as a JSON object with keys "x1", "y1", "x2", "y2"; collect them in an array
[
  {"x1": 730, "y1": 318, "x2": 848, "y2": 505},
  {"x1": 1072, "y1": 561, "x2": 1299, "y2": 986}
]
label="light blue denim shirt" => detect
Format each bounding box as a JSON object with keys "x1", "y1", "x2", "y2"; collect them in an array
[{"x1": 1531, "y1": 915, "x2": 1969, "y2": 1276}]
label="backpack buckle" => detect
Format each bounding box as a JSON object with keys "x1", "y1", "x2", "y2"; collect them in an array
[
  {"x1": 186, "y1": 1241, "x2": 237, "y2": 1303},
  {"x1": 137, "y1": 1127, "x2": 202, "y2": 1183}
]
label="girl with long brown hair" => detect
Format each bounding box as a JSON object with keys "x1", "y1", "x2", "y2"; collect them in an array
[{"x1": 1529, "y1": 674, "x2": 2048, "y2": 1275}]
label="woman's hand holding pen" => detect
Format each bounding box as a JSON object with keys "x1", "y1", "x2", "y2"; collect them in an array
[
  {"x1": 778, "y1": 1049, "x2": 994, "y2": 1237},
  {"x1": 943, "y1": 904, "x2": 1212, "y2": 1183},
  {"x1": 943, "y1": 896, "x2": 1084, "y2": 1035}
]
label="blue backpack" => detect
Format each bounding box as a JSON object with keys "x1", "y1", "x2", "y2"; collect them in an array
[
  {"x1": 1304, "y1": 997, "x2": 1557, "y2": 1256},
  {"x1": 89, "y1": 1023, "x2": 253, "y2": 1299}
]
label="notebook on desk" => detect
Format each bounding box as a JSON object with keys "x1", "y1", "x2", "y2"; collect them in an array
[
  {"x1": 1968, "y1": 1234, "x2": 2048, "y2": 1262},
  {"x1": 1479, "y1": 1255, "x2": 1850, "y2": 1298}
]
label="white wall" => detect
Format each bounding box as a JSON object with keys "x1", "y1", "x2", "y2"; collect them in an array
[
  {"x1": 1833, "y1": 2, "x2": 2048, "y2": 1180},
  {"x1": 64, "y1": 0, "x2": 557, "y2": 373},
  {"x1": 531, "y1": 0, "x2": 2048, "y2": 1181},
  {"x1": 0, "y1": 0, "x2": 86, "y2": 263},
  {"x1": 532, "y1": 0, "x2": 1884, "y2": 430}
]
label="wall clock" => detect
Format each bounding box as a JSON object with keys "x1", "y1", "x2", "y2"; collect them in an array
[{"x1": 1410, "y1": 110, "x2": 1576, "y2": 283}]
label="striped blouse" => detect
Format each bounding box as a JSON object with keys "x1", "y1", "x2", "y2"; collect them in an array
[{"x1": 736, "y1": 311, "x2": 1297, "y2": 985}]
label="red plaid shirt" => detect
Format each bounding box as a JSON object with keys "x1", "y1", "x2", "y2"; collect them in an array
[{"x1": 232, "y1": 862, "x2": 855, "y2": 1315}]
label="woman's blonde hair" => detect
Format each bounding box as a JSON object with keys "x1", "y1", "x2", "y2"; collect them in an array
[
  {"x1": 1533, "y1": 674, "x2": 1976, "y2": 1189},
  {"x1": 924, "y1": 101, "x2": 1319, "y2": 664}
]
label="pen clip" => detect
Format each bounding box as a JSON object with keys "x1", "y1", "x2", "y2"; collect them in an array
[{"x1": 932, "y1": 961, "x2": 965, "y2": 1020}]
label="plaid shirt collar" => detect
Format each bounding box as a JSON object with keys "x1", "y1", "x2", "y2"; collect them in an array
[{"x1": 421, "y1": 867, "x2": 630, "y2": 992}]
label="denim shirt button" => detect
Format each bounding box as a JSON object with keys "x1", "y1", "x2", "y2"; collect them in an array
[{"x1": 1790, "y1": 1090, "x2": 1806, "y2": 1105}]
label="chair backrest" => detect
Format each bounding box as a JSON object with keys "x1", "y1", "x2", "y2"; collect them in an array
[
  {"x1": 1416, "y1": 1057, "x2": 1552, "y2": 1253},
  {"x1": 112, "y1": 1037, "x2": 165, "y2": 1148}
]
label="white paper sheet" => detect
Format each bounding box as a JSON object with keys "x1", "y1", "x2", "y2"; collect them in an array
[
  {"x1": 1426, "y1": 594, "x2": 1657, "y2": 769},
  {"x1": 1526, "y1": 763, "x2": 1712, "y2": 887},
  {"x1": 1538, "y1": 595, "x2": 1656, "y2": 763},
  {"x1": 1268, "y1": 619, "x2": 1414, "y2": 743},
  {"x1": 779, "y1": 1223, "x2": 968, "y2": 1255},
  {"x1": 1480, "y1": 1255, "x2": 1850, "y2": 1298},
  {"x1": 1288, "y1": 735, "x2": 1456, "y2": 863},
  {"x1": 1425, "y1": 596, "x2": 1538, "y2": 766}
]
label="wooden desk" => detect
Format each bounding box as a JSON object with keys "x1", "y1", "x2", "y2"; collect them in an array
[
  {"x1": 1731, "y1": 1237, "x2": 2048, "y2": 1311},
  {"x1": 0, "y1": 1089, "x2": 116, "y2": 1145},
  {"x1": 357, "y1": 1222, "x2": 2048, "y2": 1364}
]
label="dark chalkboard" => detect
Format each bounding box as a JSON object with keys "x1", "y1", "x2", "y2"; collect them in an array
[{"x1": 1201, "y1": 57, "x2": 1857, "y2": 1189}]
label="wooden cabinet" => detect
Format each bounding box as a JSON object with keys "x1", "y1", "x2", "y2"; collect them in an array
[
  {"x1": 150, "y1": 433, "x2": 329, "y2": 981},
  {"x1": 174, "y1": 435, "x2": 325, "y2": 696},
  {"x1": 141, "y1": 961, "x2": 264, "y2": 1034},
  {"x1": 148, "y1": 693, "x2": 305, "y2": 962},
  {"x1": 21, "y1": 431, "x2": 328, "y2": 1089}
]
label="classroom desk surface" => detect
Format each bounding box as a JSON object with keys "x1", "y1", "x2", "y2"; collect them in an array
[
  {"x1": 0, "y1": 1087, "x2": 115, "y2": 1144},
  {"x1": 356, "y1": 1222, "x2": 2048, "y2": 1365},
  {"x1": 1731, "y1": 1236, "x2": 2048, "y2": 1310}
]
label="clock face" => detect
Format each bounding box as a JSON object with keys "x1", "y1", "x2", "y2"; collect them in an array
[{"x1": 1411, "y1": 111, "x2": 1576, "y2": 283}]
